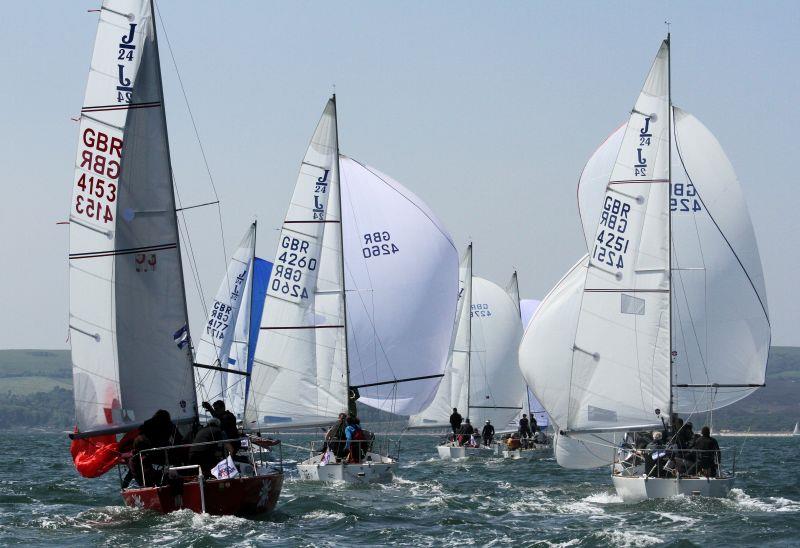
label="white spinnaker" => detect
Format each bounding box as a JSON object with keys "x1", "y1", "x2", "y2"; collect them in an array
[
  {"x1": 514, "y1": 297, "x2": 549, "y2": 429},
  {"x1": 466, "y1": 277, "x2": 525, "y2": 427},
  {"x1": 246, "y1": 99, "x2": 348, "y2": 429},
  {"x1": 577, "y1": 109, "x2": 770, "y2": 413},
  {"x1": 340, "y1": 157, "x2": 458, "y2": 416},
  {"x1": 520, "y1": 298, "x2": 542, "y2": 329},
  {"x1": 408, "y1": 246, "x2": 472, "y2": 428},
  {"x1": 195, "y1": 223, "x2": 255, "y2": 415},
  {"x1": 570, "y1": 39, "x2": 671, "y2": 433},
  {"x1": 670, "y1": 108, "x2": 769, "y2": 412},
  {"x1": 69, "y1": 0, "x2": 196, "y2": 435}
]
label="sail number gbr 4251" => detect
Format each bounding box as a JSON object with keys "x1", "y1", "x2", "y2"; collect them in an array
[{"x1": 591, "y1": 196, "x2": 631, "y2": 270}]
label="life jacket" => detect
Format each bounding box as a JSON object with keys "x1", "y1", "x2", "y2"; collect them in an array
[{"x1": 352, "y1": 427, "x2": 365, "y2": 441}]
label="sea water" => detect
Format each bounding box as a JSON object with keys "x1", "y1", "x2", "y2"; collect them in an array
[{"x1": 1, "y1": 430, "x2": 798, "y2": 546}]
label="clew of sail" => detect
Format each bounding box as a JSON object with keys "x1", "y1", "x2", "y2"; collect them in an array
[
  {"x1": 69, "y1": 0, "x2": 196, "y2": 438},
  {"x1": 195, "y1": 223, "x2": 257, "y2": 417},
  {"x1": 340, "y1": 157, "x2": 458, "y2": 416},
  {"x1": 246, "y1": 99, "x2": 348, "y2": 429}
]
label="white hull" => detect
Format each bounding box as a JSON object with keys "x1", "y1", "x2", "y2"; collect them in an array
[
  {"x1": 612, "y1": 474, "x2": 735, "y2": 502},
  {"x1": 496, "y1": 445, "x2": 551, "y2": 459},
  {"x1": 296, "y1": 452, "x2": 396, "y2": 483},
  {"x1": 436, "y1": 444, "x2": 494, "y2": 460}
]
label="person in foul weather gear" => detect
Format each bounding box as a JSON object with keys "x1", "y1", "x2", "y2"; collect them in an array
[
  {"x1": 692, "y1": 426, "x2": 721, "y2": 477},
  {"x1": 449, "y1": 408, "x2": 463, "y2": 437},
  {"x1": 344, "y1": 416, "x2": 366, "y2": 463},
  {"x1": 202, "y1": 400, "x2": 239, "y2": 453},
  {"x1": 324, "y1": 413, "x2": 348, "y2": 460},
  {"x1": 457, "y1": 418, "x2": 474, "y2": 446},
  {"x1": 643, "y1": 431, "x2": 667, "y2": 478},
  {"x1": 481, "y1": 420, "x2": 495, "y2": 446}
]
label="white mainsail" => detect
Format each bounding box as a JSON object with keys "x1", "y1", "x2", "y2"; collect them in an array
[
  {"x1": 340, "y1": 157, "x2": 458, "y2": 416},
  {"x1": 247, "y1": 99, "x2": 458, "y2": 428},
  {"x1": 69, "y1": 0, "x2": 196, "y2": 435},
  {"x1": 247, "y1": 99, "x2": 347, "y2": 429},
  {"x1": 195, "y1": 223, "x2": 257, "y2": 416},
  {"x1": 409, "y1": 249, "x2": 524, "y2": 428}
]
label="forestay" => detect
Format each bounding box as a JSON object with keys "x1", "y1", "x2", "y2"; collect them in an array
[
  {"x1": 195, "y1": 223, "x2": 256, "y2": 416},
  {"x1": 340, "y1": 157, "x2": 458, "y2": 416},
  {"x1": 408, "y1": 247, "x2": 472, "y2": 428},
  {"x1": 69, "y1": 0, "x2": 196, "y2": 435},
  {"x1": 246, "y1": 99, "x2": 348, "y2": 429}
]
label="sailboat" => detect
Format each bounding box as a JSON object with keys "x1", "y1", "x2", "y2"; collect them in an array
[
  {"x1": 409, "y1": 246, "x2": 526, "y2": 459},
  {"x1": 245, "y1": 97, "x2": 459, "y2": 482},
  {"x1": 793, "y1": 423, "x2": 799, "y2": 436},
  {"x1": 194, "y1": 222, "x2": 272, "y2": 420},
  {"x1": 519, "y1": 36, "x2": 769, "y2": 502},
  {"x1": 67, "y1": 0, "x2": 283, "y2": 515},
  {"x1": 498, "y1": 282, "x2": 550, "y2": 460}
]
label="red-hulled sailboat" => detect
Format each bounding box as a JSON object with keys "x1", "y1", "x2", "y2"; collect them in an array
[{"x1": 67, "y1": 0, "x2": 283, "y2": 516}]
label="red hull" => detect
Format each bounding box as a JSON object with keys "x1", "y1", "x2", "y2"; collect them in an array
[{"x1": 121, "y1": 472, "x2": 284, "y2": 516}]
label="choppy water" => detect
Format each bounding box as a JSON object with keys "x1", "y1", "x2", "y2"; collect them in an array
[{"x1": 1, "y1": 430, "x2": 798, "y2": 546}]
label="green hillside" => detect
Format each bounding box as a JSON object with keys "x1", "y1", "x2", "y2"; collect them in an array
[{"x1": 0, "y1": 347, "x2": 797, "y2": 431}]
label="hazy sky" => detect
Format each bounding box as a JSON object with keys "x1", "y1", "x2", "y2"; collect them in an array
[{"x1": 1, "y1": 1, "x2": 798, "y2": 349}]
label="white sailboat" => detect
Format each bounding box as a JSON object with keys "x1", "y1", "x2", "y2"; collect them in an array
[
  {"x1": 793, "y1": 423, "x2": 799, "y2": 436},
  {"x1": 245, "y1": 97, "x2": 459, "y2": 482},
  {"x1": 519, "y1": 36, "x2": 770, "y2": 501},
  {"x1": 409, "y1": 246, "x2": 526, "y2": 459},
  {"x1": 499, "y1": 279, "x2": 550, "y2": 459},
  {"x1": 194, "y1": 222, "x2": 272, "y2": 419},
  {"x1": 68, "y1": 0, "x2": 283, "y2": 514}
]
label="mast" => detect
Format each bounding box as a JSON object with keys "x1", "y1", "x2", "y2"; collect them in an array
[
  {"x1": 331, "y1": 95, "x2": 355, "y2": 417},
  {"x1": 149, "y1": 0, "x2": 198, "y2": 418},
  {"x1": 513, "y1": 270, "x2": 532, "y2": 418},
  {"x1": 666, "y1": 32, "x2": 674, "y2": 425},
  {"x1": 466, "y1": 243, "x2": 473, "y2": 419}
]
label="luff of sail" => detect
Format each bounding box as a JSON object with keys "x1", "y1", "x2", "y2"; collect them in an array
[
  {"x1": 195, "y1": 223, "x2": 257, "y2": 417},
  {"x1": 69, "y1": 0, "x2": 196, "y2": 436},
  {"x1": 246, "y1": 99, "x2": 348, "y2": 429},
  {"x1": 340, "y1": 156, "x2": 458, "y2": 416}
]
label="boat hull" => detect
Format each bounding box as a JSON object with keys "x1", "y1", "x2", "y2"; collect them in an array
[
  {"x1": 436, "y1": 444, "x2": 494, "y2": 460},
  {"x1": 612, "y1": 474, "x2": 734, "y2": 502},
  {"x1": 121, "y1": 472, "x2": 284, "y2": 516},
  {"x1": 296, "y1": 452, "x2": 396, "y2": 483},
  {"x1": 497, "y1": 445, "x2": 551, "y2": 459}
]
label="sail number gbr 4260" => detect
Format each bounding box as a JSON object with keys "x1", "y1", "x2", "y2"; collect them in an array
[{"x1": 268, "y1": 235, "x2": 318, "y2": 302}]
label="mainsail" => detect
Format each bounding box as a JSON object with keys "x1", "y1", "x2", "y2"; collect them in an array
[
  {"x1": 246, "y1": 98, "x2": 458, "y2": 428},
  {"x1": 519, "y1": 37, "x2": 769, "y2": 469},
  {"x1": 409, "y1": 249, "x2": 524, "y2": 428},
  {"x1": 195, "y1": 223, "x2": 272, "y2": 418},
  {"x1": 69, "y1": 0, "x2": 197, "y2": 437}
]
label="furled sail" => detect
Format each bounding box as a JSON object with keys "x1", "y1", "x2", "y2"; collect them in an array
[
  {"x1": 195, "y1": 223, "x2": 257, "y2": 417},
  {"x1": 407, "y1": 246, "x2": 472, "y2": 428},
  {"x1": 340, "y1": 157, "x2": 458, "y2": 416},
  {"x1": 246, "y1": 99, "x2": 347, "y2": 429},
  {"x1": 69, "y1": 0, "x2": 196, "y2": 436}
]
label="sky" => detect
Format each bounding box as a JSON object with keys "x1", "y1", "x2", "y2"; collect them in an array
[{"x1": 0, "y1": 1, "x2": 798, "y2": 349}]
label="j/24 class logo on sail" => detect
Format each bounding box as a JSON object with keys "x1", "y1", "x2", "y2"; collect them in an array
[
  {"x1": 116, "y1": 23, "x2": 137, "y2": 103},
  {"x1": 634, "y1": 116, "x2": 653, "y2": 177}
]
